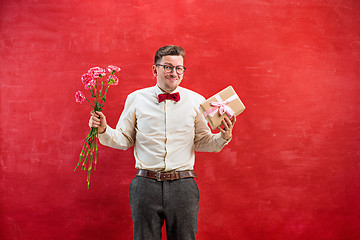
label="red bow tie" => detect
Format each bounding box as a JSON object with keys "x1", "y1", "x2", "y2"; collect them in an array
[{"x1": 158, "y1": 92, "x2": 180, "y2": 103}]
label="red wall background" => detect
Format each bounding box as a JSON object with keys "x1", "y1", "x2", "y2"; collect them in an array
[{"x1": 1, "y1": 0, "x2": 360, "y2": 239}]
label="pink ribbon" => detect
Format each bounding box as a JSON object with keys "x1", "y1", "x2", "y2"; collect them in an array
[{"x1": 204, "y1": 94, "x2": 238, "y2": 118}]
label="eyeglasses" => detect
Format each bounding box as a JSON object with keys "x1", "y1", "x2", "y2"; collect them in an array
[{"x1": 156, "y1": 64, "x2": 186, "y2": 75}]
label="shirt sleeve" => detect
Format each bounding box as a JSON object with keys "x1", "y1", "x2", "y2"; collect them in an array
[
  {"x1": 193, "y1": 102, "x2": 231, "y2": 152},
  {"x1": 98, "y1": 93, "x2": 136, "y2": 150}
]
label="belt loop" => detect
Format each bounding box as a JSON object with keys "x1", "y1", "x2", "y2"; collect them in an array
[{"x1": 156, "y1": 172, "x2": 162, "y2": 181}]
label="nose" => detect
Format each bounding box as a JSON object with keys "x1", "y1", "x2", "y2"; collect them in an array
[{"x1": 169, "y1": 67, "x2": 179, "y2": 75}]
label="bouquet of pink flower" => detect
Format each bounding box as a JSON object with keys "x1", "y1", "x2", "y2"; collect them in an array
[{"x1": 74, "y1": 65, "x2": 120, "y2": 188}]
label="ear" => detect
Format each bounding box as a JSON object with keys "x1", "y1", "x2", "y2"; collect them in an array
[{"x1": 152, "y1": 65, "x2": 158, "y2": 77}]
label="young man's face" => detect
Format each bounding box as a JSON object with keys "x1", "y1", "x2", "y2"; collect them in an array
[{"x1": 152, "y1": 55, "x2": 184, "y2": 93}]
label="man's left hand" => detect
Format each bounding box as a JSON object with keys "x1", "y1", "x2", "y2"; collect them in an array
[{"x1": 218, "y1": 116, "x2": 236, "y2": 141}]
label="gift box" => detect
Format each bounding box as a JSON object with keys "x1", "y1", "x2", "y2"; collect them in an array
[{"x1": 200, "y1": 86, "x2": 245, "y2": 130}]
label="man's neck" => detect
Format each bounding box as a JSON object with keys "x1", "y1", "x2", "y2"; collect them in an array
[{"x1": 157, "y1": 84, "x2": 178, "y2": 94}]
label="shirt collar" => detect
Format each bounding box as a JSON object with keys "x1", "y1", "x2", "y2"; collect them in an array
[
  {"x1": 154, "y1": 84, "x2": 165, "y2": 96},
  {"x1": 154, "y1": 85, "x2": 182, "y2": 102}
]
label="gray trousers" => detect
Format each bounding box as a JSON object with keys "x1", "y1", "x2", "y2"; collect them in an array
[{"x1": 129, "y1": 176, "x2": 200, "y2": 240}]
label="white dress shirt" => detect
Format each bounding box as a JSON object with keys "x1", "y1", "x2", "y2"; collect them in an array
[{"x1": 98, "y1": 85, "x2": 230, "y2": 171}]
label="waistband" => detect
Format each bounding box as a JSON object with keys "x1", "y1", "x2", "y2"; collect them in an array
[{"x1": 136, "y1": 169, "x2": 198, "y2": 181}]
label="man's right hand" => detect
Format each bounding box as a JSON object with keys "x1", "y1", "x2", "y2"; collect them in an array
[{"x1": 89, "y1": 111, "x2": 107, "y2": 134}]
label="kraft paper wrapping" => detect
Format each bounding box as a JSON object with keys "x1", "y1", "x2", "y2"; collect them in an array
[{"x1": 200, "y1": 86, "x2": 245, "y2": 130}]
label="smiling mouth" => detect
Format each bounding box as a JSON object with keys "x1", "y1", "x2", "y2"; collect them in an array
[{"x1": 167, "y1": 77, "x2": 178, "y2": 82}]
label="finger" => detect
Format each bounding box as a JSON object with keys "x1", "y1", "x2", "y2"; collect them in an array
[
  {"x1": 224, "y1": 117, "x2": 231, "y2": 127},
  {"x1": 89, "y1": 118, "x2": 97, "y2": 128},
  {"x1": 225, "y1": 116, "x2": 233, "y2": 128},
  {"x1": 97, "y1": 111, "x2": 107, "y2": 121},
  {"x1": 90, "y1": 111, "x2": 100, "y2": 119},
  {"x1": 224, "y1": 117, "x2": 234, "y2": 131},
  {"x1": 221, "y1": 120, "x2": 229, "y2": 131},
  {"x1": 91, "y1": 115, "x2": 100, "y2": 122},
  {"x1": 217, "y1": 125, "x2": 225, "y2": 133},
  {"x1": 96, "y1": 111, "x2": 105, "y2": 117},
  {"x1": 231, "y1": 115, "x2": 236, "y2": 125}
]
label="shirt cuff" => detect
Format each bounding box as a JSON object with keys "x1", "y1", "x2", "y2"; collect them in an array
[
  {"x1": 216, "y1": 133, "x2": 231, "y2": 146},
  {"x1": 98, "y1": 125, "x2": 113, "y2": 142}
]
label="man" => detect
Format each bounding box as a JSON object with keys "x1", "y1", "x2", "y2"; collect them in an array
[{"x1": 89, "y1": 45, "x2": 236, "y2": 240}]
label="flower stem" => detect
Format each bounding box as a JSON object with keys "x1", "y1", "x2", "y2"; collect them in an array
[
  {"x1": 85, "y1": 98, "x2": 94, "y2": 109},
  {"x1": 99, "y1": 75, "x2": 104, "y2": 102}
]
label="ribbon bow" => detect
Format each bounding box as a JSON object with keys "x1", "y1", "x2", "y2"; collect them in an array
[
  {"x1": 204, "y1": 94, "x2": 237, "y2": 118},
  {"x1": 158, "y1": 92, "x2": 180, "y2": 103}
]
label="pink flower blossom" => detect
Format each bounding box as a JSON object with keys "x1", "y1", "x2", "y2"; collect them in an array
[
  {"x1": 85, "y1": 80, "x2": 96, "y2": 90},
  {"x1": 88, "y1": 67, "x2": 106, "y2": 78},
  {"x1": 107, "y1": 65, "x2": 121, "y2": 73},
  {"x1": 75, "y1": 91, "x2": 86, "y2": 103},
  {"x1": 108, "y1": 75, "x2": 119, "y2": 85},
  {"x1": 81, "y1": 73, "x2": 96, "y2": 90}
]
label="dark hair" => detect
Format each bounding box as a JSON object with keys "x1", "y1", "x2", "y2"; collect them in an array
[{"x1": 154, "y1": 45, "x2": 185, "y2": 64}]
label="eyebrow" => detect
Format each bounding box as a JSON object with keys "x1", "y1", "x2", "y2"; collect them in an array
[{"x1": 163, "y1": 62, "x2": 184, "y2": 66}]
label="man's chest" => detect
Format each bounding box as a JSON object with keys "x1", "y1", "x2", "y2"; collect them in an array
[{"x1": 135, "y1": 100, "x2": 197, "y2": 134}]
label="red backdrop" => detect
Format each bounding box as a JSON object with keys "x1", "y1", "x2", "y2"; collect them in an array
[{"x1": 1, "y1": 0, "x2": 360, "y2": 239}]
